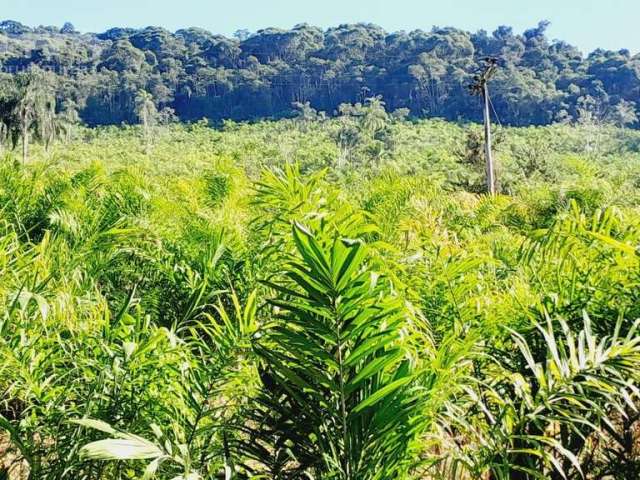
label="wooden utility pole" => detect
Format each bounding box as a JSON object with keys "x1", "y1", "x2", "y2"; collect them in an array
[{"x1": 469, "y1": 57, "x2": 499, "y2": 195}]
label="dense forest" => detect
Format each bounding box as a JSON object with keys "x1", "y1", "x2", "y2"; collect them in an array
[{"x1": 0, "y1": 19, "x2": 639, "y2": 126}]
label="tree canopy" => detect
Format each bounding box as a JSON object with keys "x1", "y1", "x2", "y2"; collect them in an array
[{"x1": 0, "y1": 19, "x2": 638, "y2": 127}]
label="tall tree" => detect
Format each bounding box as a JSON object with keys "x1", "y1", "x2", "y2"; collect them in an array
[
  {"x1": 135, "y1": 89, "x2": 158, "y2": 153},
  {"x1": 56, "y1": 99, "x2": 82, "y2": 143},
  {"x1": 607, "y1": 99, "x2": 639, "y2": 127},
  {"x1": 0, "y1": 68, "x2": 56, "y2": 163}
]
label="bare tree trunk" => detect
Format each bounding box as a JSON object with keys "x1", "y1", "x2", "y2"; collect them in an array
[{"x1": 22, "y1": 130, "x2": 28, "y2": 164}]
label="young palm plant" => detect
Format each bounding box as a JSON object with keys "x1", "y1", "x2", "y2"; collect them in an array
[
  {"x1": 72, "y1": 290, "x2": 260, "y2": 480},
  {"x1": 241, "y1": 222, "x2": 424, "y2": 479}
]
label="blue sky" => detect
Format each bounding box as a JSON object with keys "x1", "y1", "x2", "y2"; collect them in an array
[{"x1": 4, "y1": 0, "x2": 638, "y2": 54}]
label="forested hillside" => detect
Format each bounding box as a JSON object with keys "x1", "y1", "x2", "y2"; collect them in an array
[{"x1": 0, "y1": 19, "x2": 639, "y2": 126}]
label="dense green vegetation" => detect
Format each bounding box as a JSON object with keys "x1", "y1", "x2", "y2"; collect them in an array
[
  {"x1": 1, "y1": 113, "x2": 640, "y2": 479},
  {"x1": 0, "y1": 19, "x2": 639, "y2": 127}
]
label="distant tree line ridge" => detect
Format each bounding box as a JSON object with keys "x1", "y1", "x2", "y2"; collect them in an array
[{"x1": 0, "y1": 19, "x2": 638, "y2": 127}]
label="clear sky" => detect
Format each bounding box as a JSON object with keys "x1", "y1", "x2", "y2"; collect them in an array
[{"x1": 3, "y1": 0, "x2": 638, "y2": 54}]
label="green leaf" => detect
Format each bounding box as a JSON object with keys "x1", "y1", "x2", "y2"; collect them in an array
[
  {"x1": 353, "y1": 376, "x2": 414, "y2": 413},
  {"x1": 142, "y1": 457, "x2": 164, "y2": 480},
  {"x1": 80, "y1": 438, "x2": 163, "y2": 460},
  {"x1": 347, "y1": 349, "x2": 404, "y2": 391},
  {"x1": 71, "y1": 418, "x2": 117, "y2": 435}
]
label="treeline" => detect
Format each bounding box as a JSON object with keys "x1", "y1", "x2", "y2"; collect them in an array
[{"x1": 0, "y1": 19, "x2": 639, "y2": 127}]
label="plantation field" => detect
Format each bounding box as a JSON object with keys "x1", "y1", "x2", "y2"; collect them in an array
[{"x1": 2, "y1": 118, "x2": 640, "y2": 479}]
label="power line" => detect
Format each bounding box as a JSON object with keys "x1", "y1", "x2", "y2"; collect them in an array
[{"x1": 488, "y1": 92, "x2": 502, "y2": 129}]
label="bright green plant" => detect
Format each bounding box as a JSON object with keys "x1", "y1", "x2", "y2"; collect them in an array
[{"x1": 243, "y1": 222, "x2": 421, "y2": 479}]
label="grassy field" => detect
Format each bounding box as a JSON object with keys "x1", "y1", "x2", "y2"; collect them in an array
[{"x1": 1, "y1": 118, "x2": 640, "y2": 479}]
